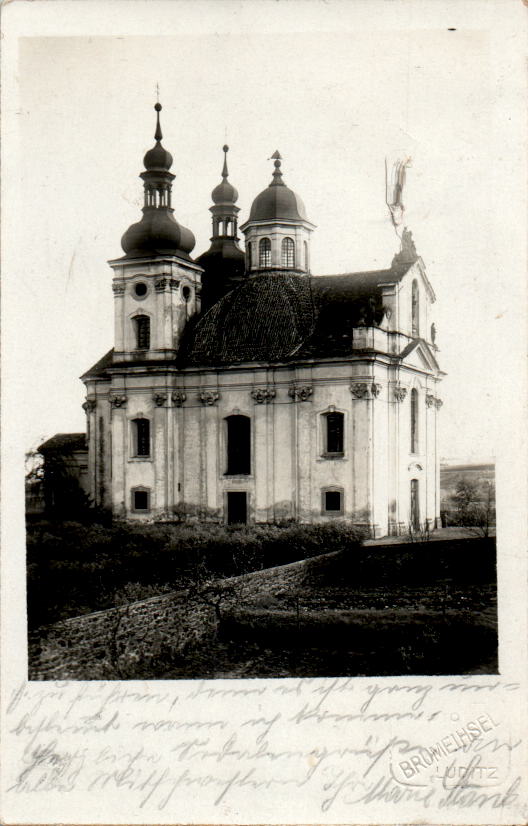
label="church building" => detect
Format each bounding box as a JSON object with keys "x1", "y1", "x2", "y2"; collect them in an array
[{"x1": 81, "y1": 104, "x2": 443, "y2": 535}]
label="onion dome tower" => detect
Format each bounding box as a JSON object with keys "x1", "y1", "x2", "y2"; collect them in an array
[
  {"x1": 120, "y1": 103, "x2": 196, "y2": 260},
  {"x1": 196, "y1": 145, "x2": 246, "y2": 312},
  {"x1": 240, "y1": 151, "x2": 316, "y2": 276},
  {"x1": 109, "y1": 103, "x2": 203, "y2": 364}
]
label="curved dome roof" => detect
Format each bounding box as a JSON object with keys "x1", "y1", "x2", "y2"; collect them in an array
[
  {"x1": 212, "y1": 179, "x2": 238, "y2": 205},
  {"x1": 249, "y1": 185, "x2": 307, "y2": 222},
  {"x1": 120, "y1": 103, "x2": 195, "y2": 259},
  {"x1": 121, "y1": 209, "x2": 195, "y2": 258},
  {"x1": 196, "y1": 238, "x2": 245, "y2": 266},
  {"x1": 143, "y1": 103, "x2": 173, "y2": 171},
  {"x1": 181, "y1": 274, "x2": 315, "y2": 365},
  {"x1": 211, "y1": 145, "x2": 238, "y2": 205},
  {"x1": 143, "y1": 142, "x2": 173, "y2": 171},
  {"x1": 248, "y1": 152, "x2": 308, "y2": 222}
]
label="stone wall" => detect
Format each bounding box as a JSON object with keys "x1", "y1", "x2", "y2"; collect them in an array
[{"x1": 28, "y1": 555, "x2": 314, "y2": 681}]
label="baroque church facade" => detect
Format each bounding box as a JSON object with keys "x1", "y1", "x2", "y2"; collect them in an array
[{"x1": 81, "y1": 104, "x2": 443, "y2": 535}]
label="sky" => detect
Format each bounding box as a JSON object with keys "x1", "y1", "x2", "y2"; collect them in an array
[{"x1": 3, "y1": 0, "x2": 526, "y2": 466}]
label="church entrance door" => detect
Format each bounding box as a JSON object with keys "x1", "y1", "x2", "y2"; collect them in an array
[{"x1": 227, "y1": 491, "x2": 247, "y2": 525}]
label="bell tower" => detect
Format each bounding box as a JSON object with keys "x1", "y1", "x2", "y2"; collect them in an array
[
  {"x1": 109, "y1": 103, "x2": 203, "y2": 363},
  {"x1": 196, "y1": 145, "x2": 246, "y2": 311}
]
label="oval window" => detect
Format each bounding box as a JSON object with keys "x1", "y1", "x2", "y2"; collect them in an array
[{"x1": 134, "y1": 282, "x2": 147, "y2": 298}]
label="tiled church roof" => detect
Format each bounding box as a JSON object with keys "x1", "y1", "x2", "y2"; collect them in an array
[
  {"x1": 179, "y1": 268, "x2": 408, "y2": 367},
  {"x1": 83, "y1": 265, "x2": 413, "y2": 376}
]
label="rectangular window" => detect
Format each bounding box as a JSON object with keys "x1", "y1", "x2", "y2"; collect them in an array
[
  {"x1": 133, "y1": 418, "x2": 150, "y2": 457},
  {"x1": 132, "y1": 489, "x2": 150, "y2": 511},
  {"x1": 259, "y1": 239, "x2": 271, "y2": 268},
  {"x1": 226, "y1": 415, "x2": 251, "y2": 475},
  {"x1": 134, "y1": 316, "x2": 150, "y2": 350},
  {"x1": 322, "y1": 488, "x2": 344, "y2": 514},
  {"x1": 325, "y1": 491, "x2": 342, "y2": 511},
  {"x1": 324, "y1": 412, "x2": 344, "y2": 455}
]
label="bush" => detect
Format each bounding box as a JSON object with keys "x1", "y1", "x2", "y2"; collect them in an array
[{"x1": 26, "y1": 520, "x2": 364, "y2": 627}]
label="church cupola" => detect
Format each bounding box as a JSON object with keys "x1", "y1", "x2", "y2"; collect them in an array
[
  {"x1": 109, "y1": 103, "x2": 203, "y2": 364},
  {"x1": 120, "y1": 103, "x2": 196, "y2": 260},
  {"x1": 240, "y1": 151, "x2": 316, "y2": 276},
  {"x1": 196, "y1": 145, "x2": 246, "y2": 312}
]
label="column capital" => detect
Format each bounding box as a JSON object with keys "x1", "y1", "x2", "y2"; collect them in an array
[
  {"x1": 171, "y1": 391, "x2": 187, "y2": 407},
  {"x1": 198, "y1": 390, "x2": 220, "y2": 406},
  {"x1": 153, "y1": 392, "x2": 167, "y2": 407},
  {"x1": 250, "y1": 387, "x2": 276, "y2": 404},
  {"x1": 350, "y1": 382, "x2": 370, "y2": 399},
  {"x1": 426, "y1": 393, "x2": 436, "y2": 408},
  {"x1": 288, "y1": 385, "x2": 313, "y2": 402},
  {"x1": 110, "y1": 394, "x2": 127, "y2": 408}
]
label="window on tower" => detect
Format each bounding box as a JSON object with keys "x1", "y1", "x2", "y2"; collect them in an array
[
  {"x1": 322, "y1": 411, "x2": 344, "y2": 456},
  {"x1": 132, "y1": 418, "x2": 150, "y2": 457},
  {"x1": 259, "y1": 238, "x2": 271, "y2": 268},
  {"x1": 281, "y1": 237, "x2": 295, "y2": 267},
  {"x1": 246, "y1": 241, "x2": 252, "y2": 269},
  {"x1": 134, "y1": 315, "x2": 150, "y2": 350}
]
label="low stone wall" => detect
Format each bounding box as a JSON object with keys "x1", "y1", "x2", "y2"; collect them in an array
[
  {"x1": 28, "y1": 554, "x2": 315, "y2": 680},
  {"x1": 28, "y1": 591, "x2": 216, "y2": 680}
]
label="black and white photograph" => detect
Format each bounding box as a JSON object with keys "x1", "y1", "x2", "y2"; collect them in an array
[{"x1": 2, "y1": 1, "x2": 527, "y2": 824}]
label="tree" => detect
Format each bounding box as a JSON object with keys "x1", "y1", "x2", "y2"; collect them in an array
[
  {"x1": 450, "y1": 478, "x2": 480, "y2": 520},
  {"x1": 25, "y1": 446, "x2": 93, "y2": 521},
  {"x1": 449, "y1": 477, "x2": 495, "y2": 536}
]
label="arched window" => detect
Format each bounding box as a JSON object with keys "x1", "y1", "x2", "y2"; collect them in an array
[
  {"x1": 304, "y1": 240, "x2": 309, "y2": 271},
  {"x1": 281, "y1": 237, "x2": 295, "y2": 267},
  {"x1": 225, "y1": 415, "x2": 251, "y2": 475},
  {"x1": 246, "y1": 241, "x2": 252, "y2": 270},
  {"x1": 132, "y1": 418, "x2": 150, "y2": 457},
  {"x1": 410, "y1": 389, "x2": 418, "y2": 453},
  {"x1": 323, "y1": 411, "x2": 344, "y2": 456},
  {"x1": 411, "y1": 280, "x2": 419, "y2": 336},
  {"x1": 259, "y1": 238, "x2": 271, "y2": 268},
  {"x1": 134, "y1": 315, "x2": 150, "y2": 350}
]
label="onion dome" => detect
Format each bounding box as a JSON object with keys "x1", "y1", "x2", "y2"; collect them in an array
[
  {"x1": 120, "y1": 103, "x2": 195, "y2": 259},
  {"x1": 248, "y1": 151, "x2": 308, "y2": 222},
  {"x1": 196, "y1": 145, "x2": 245, "y2": 311},
  {"x1": 211, "y1": 145, "x2": 238, "y2": 205},
  {"x1": 143, "y1": 103, "x2": 173, "y2": 170},
  {"x1": 121, "y1": 210, "x2": 195, "y2": 258}
]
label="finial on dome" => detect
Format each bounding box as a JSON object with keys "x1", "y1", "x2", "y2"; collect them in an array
[
  {"x1": 222, "y1": 144, "x2": 229, "y2": 179},
  {"x1": 154, "y1": 101, "x2": 163, "y2": 142},
  {"x1": 270, "y1": 150, "x2": 284, "y2": 186},
  {"x1": 211, "y1": 145, "x2": 238, "y2": 205}
]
